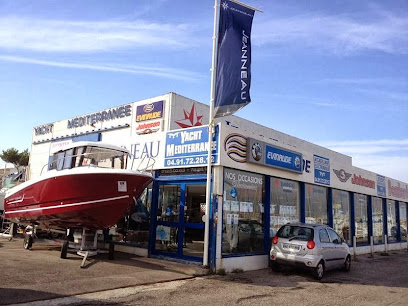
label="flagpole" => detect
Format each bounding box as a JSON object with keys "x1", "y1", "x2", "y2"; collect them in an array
[{"x1": 204, "y1": 0, "x2": 219, "y2": 267}]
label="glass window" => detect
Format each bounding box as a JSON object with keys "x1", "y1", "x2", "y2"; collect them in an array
[
  {"x1": 277, "y1": 225, "x2": 313, "y2": 241},
  {"x1": 305, "y1": 184, "x2": 328, "y2": 224},
  {"x1": 387, "y1": 200, "x2": 397, "y2": 242},
  {"x1": 354, "y1": 194, "x2": 368, "y2": 245},
  {"x1": 81, "y1": 146, "x2": 127, "y2": 169},
  {"x1": 332, "y1": 189, "x2": 351, "y2": 244},
  {"x1": 157, "y1": 185, "x2": 180, "y2": 222},
  {"x1": 222, "y1": 168, "x2": 264, "y2": 255},
  {"x1": 328, "y1": 228, "x2": 341, "y2": 243},
  {"x1": 270, "y1": 178, "x2": 299, "y2": 237},
  {"x1": 400, "y1": 202, "x2": 407, "y2": 242},
  {"x1": 113, "y1": 185, "x2": 152, "y2": 247},
  {"x1": 63, "y1": 149, "x2": 74, "y2": 169},
  {"x1": 372, "y1": 197, "x2": 384, "y2": 244},
  {"x1": 319, "y1": 229, "x2": 330, "y2": 243},
  {"x1": 52, "y1": 152, "x2": 65, "y2": 170}
]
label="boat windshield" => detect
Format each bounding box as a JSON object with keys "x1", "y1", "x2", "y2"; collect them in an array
[
  {"x1": 50, "y1": 146, "x2": 128, "y2": 171},
  {"x1": 1, "y1": 172, "x2": 23, "y2": 189}
]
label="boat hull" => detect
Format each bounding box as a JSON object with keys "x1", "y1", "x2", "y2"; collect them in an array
[{"x1": 4, "y1": 170, "x2": 152, "y2": 230}]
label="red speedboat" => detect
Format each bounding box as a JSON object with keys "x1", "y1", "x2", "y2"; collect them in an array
[{"x1": 4, "y1": 141, "x2": 153, "y2": 230}]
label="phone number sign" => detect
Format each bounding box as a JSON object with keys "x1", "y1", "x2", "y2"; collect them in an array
[{"x1": 164, "y1": 126, "x2": 218, "y2": 168}]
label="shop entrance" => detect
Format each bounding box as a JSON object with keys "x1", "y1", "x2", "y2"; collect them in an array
[{"x1": 153, "y1": 181, "x2": 206, "y2": 261}]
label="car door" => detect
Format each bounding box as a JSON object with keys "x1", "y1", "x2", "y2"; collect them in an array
[
  {"x1": 318, "y1": 228, "x2": 336, "y2": 269},
  {"x1": 327, "y1": 228, "x2": 346, "y2": 267}
]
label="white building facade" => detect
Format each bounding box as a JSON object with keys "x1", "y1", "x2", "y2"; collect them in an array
[{"x1": 30, "y1": 92, "x2": 408, "y2": 271}]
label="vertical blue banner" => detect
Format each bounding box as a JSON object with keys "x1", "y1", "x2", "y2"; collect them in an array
[{"x1": 214, "y1": 0, "x2": 255, "y2": 118}]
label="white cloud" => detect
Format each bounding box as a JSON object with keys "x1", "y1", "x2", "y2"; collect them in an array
[
  {"x1": 318, "y1": 139, "x2": 408, "y2": 182},
  {"x1": 0, "y1": 55, "x2": 203, "y2": 81},
  {"x1": 321, "y1": 77, "x2": 408, "y2": 87},
  {"x1": 352, "y1": 155, "x2": 408, "y2": 184},
  {"x1": 319, "y1": 139, "x2": 408, "y2": 154},
  {"x1": 255, "y1": 12, "x2": 408, "y2": 55},
  {"x1": 0, "y1": 17, "x2": 198, "y2": 52}
]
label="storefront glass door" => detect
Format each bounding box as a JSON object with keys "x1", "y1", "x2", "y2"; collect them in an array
[{"x1": 154, "y1": 182, "x2": 206, "y2": 261}]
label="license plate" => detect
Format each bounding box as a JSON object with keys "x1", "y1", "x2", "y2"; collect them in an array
[{"x1": 283, "y1": 243, "x2": 301, "y2": 251}]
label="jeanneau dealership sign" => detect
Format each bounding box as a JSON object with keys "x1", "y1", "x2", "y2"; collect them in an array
[{"x1": 246, "y1": 138, "x2": 302, "y2": 173}]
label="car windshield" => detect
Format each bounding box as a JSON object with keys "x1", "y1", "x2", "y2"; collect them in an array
[{"x1": 277, "y1": 225, "x2": 313, "y2": 241}]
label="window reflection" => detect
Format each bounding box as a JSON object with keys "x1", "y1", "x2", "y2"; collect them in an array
[
  {"x1": 400, "y1": 202, "x2": 407, "y2": 242},
  {"x1": 305, "y1": 184, "x2": 328, "y2": 224},
  {"x1": 157, "y1": 185, "x2": 180, "y2": 222},
  {"x1": 372, "y1": 197, "x2": 384, "y2": 244},
  {"x1": 222, "y1": 168, "x2": 264, "y2": 255},
  {"x1": 354, "y1": 194, "x2": 368, "y2": 245},
  {"x1": 387, "y1": 200, "x2": 397, "y2": 242},
  {"x1": 332, "y1": 189, "x2": 350, "y2": 244},
  {"x1": 270, "y1": 178, "x2": 299, "y2": 237}
]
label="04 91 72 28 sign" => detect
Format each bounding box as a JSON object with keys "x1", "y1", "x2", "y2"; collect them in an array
[{"x1": 164, "y1": 126, "x2": 218, "y2": 168}]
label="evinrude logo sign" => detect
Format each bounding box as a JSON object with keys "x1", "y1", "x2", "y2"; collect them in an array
[
  {"x1": 246, "y1": 138, "x2": 302, "y2": 173},
  {"x1": 136, "y1": 101, "x2": 163, "y2": 122}
]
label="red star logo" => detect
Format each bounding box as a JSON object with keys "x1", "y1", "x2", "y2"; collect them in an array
[{"x1": 175, "y1": 103, "x2": 203, "y2": 128}]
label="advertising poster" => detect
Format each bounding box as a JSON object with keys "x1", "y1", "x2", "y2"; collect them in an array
[
  {"x1": 314, "y1": 155, "x2": 330, "y2": 186},
  {"x1": 164, "y1": 126, "x2": 219, "y2": 168}
]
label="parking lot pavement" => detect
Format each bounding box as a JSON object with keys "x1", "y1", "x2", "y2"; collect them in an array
[
  {"x1": 0, "y1": 237, "x2": 207, "y2": 305},
  {"x1": 2, "y1": 236, "x2": 408, "y2": 306}
]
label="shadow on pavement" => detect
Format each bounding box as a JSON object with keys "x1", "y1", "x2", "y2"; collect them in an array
[{"x1": 0, "y1": 288, "x2": 126, "y2": 306}]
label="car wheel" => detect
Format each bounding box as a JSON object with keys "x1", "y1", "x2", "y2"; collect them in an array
[
  {"x1": 271, "y1": 261, "x2": 280, "y2": 272},
  {"x1": 313, "y1": 260, "x2": 325, "y2": 280},
  {"x1": 343, "y1": 255, "x2": 351, "y2": 272}
]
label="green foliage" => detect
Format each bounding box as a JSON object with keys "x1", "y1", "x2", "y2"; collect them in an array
[{"x1": 0, "y1": 147, "x2": 29, "y2": 170}]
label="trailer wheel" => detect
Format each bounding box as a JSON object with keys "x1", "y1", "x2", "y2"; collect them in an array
[
  {"x1": 23, "y1": 235, "x2": 33, "y2": 250},
  {"x1": 108, "y1": 242, "x2": 115, "y2": 260},
  {"x1": 60, "y1": 241, "x2": 68, "y2": 259}
]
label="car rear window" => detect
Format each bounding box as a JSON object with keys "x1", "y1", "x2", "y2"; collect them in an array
[{"x1": 277, "y1": 225, "x2": 314, "y2": 241}]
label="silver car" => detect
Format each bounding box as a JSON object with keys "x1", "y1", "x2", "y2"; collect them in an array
[{"x1": 270, "y1": 223, "x2": 351, "y2": 280}]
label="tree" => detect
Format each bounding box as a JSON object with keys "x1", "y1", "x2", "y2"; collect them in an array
[{"x1": 0, "y1": 148, "x2": 29, "y2": 172}]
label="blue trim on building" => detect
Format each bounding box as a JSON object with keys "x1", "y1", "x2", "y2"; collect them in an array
[
  {"x1": 328, "y1": 188, "x2": 333, "y2": 228},
  {"x1": 367, "y1": 195, "x2": 373, "y2": 240},
  {"x1": 264, "y1": 176, "x2": 271, "y2": 251},
  {"x1": 300, "y1": 182, "x2": 306, "y2": 223},
  {"x1": 350, "y1": 192, "x2": 355, "y2": 244},
  {"x1": 383, "y1": 198, "x2": 388, "y2": 240}
]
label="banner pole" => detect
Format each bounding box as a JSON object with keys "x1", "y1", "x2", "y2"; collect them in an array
[{"x1": 204, "y1": 0, "x2": 219, "y2": 267}]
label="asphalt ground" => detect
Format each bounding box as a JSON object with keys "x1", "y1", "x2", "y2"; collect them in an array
[
  {"x1": 0, "y1": 236, "x2": 207, "y2": 305},
  {"x1": 2, "y1": 236, "x2": 408, "y2": 306}
]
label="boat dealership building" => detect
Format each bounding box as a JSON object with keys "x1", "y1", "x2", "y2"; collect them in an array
[{"x1": 28, "y1": 92, "x2": 408, "y2": 271}]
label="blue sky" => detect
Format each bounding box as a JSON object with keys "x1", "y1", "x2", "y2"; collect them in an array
[{"x1": 0, "y1": 0, "x2": 407, "y2": 182}]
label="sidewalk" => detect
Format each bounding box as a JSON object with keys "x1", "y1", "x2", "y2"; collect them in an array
[{"x1": 0, "y1": 237, "x2": 208, "y2": 305}]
